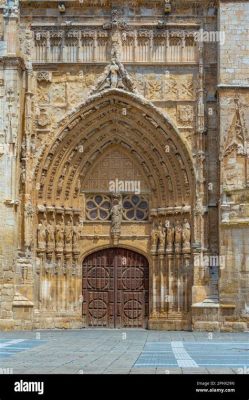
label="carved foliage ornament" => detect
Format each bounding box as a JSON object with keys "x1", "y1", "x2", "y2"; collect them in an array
[{"x1": 37, "y1": 72, "x2": 52, "y2": 83}]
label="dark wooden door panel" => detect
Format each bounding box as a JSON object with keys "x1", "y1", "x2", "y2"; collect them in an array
[
  {"x1": 82, "y1": 248, "x2": 149, "y2": 328},
  {"x1": 121, "y1": 291, "x2": 145, "y2": 328},
  {"x1": 87, "y1": 291, "x2": 111, "y2": 327}
]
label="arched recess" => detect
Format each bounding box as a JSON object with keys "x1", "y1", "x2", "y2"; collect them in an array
[
  {"x1": 32, "y1": 88, "x2": 195, "y2": 208},
  {"x1": 31, "y1": 88, "x2": 196, "y2": 329}
]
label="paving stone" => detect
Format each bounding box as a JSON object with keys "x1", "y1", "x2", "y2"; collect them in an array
[
  {"x1": 0, "y1": 330, "x2": 248, "y2": 374},
  {"x1": 156, "y1": 368, "x2": 182, "y2": 374},
  {"x1": 207, "y1": 368, "x2": 235, "y2": 374},
  {"x1": 130, "y1": 369, "x2": 157, "y2": 374}
]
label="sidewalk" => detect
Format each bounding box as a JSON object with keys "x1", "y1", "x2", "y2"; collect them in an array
[{"x1": 0, "y1": 330, "x2": 249, "y2": 374}]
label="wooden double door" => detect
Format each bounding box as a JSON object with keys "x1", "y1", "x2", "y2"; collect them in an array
[{"x1": 82, "y1": 248, "x2": 149, "y2": 328}]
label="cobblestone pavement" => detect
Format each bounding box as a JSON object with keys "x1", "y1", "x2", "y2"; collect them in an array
[{"x1": 0, "y1": 330, "x2": 249, "y2": 374}]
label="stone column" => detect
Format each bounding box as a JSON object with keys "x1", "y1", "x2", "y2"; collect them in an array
[
  {"x1": 167, "y1": 253, "x2": 174, "y2": 313},
  {"x1": 0, "y1": 3, "x2": 24, "y2": 329},
  {"x1": 150, "y1": 254, "x2": 157, "y2": 318},
  {"x1": 158, "y1": 254, "x2": 165, "y2": 315}
]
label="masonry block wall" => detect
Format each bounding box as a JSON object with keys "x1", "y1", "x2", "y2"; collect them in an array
[
  {"x1": 0, "y1": 3, "x2": 24, "y2": 329},
  {"x1": 218, "y1": 1, "x2": 249, "y2": 331}
]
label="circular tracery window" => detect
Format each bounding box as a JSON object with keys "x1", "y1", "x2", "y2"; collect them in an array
[
  {"x1": 86, "y1": 195, "x2": 111, "y2": 221},
  {"x1": 122, "y1": 195, "x2": 149, "y2": 221}
]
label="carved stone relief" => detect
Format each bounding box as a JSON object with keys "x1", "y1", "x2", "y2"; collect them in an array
[
  {"x1": 177, "y1": 105, "x2": 194, "y2": 125},
  {"x1": 222, "y1": 98, "x2": 249, "y2": 191},
  {"x1": 130, "y1": 72, "x2": 195, "y2": 101},
  {"x1": 150, "y1": 217, "x2": 191, "y2": 255}
]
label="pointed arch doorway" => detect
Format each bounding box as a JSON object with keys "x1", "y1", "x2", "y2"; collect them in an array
[{"x1": 82, "y1": 248, "x2": 149, "y2": 328}]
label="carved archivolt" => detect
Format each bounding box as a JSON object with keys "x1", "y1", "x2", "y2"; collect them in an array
[{"x1": 32, "y1": 89, "x2": 195, "y2": 210}]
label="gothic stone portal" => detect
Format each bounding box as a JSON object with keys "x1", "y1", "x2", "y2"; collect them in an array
[
  {"x1": 2, "y1": 0, "x2": 249, "y2": 333},
  {"x1": 32, "y1": 91, "x2": 195, "y2": 330}
]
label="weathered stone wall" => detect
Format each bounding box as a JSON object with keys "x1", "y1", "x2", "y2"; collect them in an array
[
  {"x1": 0, "y1": 3, "x2": 25, "y2": 329},
  {"x1": 218, "y1": 1, "x2": 249, "y2": 332},
  {"x1": 219, "y1": 1, "x2": 249, "y2": 85}
]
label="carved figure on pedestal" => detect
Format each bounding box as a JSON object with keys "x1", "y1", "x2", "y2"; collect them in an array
[
  {"x1": 57, "y1": 176, "x2": 64, "y2": 196},
  {"x1": 111, "y1": 199, "x2": 122, "y2": 236},
  {"x1": 109, "y1": 61, "x2": 119, "y2": 88},
  {"x1": 158, "y1": 221, "x2": 166, "y2": 253},
  {"x1": 91, "y1": 56, "x2": 136, "y2": 94},
  {"x1": 55, "y1": 218, "x2": 64, "y2": 252},
  {"x1": 24, "y1": 199, "x2": 34, "y2": 249},
  {"x1": 37, "y1": 215, "x2": 47, "y2": 251},
  {"x1": 73, "y1": 224, "x2": 80, "y2": 251},
  {"x1": 182, "y1": 219, "x2": 191, "y2": 252},
  {"x1": 150, "y1": 222, "x2": 159, "y2": 253},
  {"x1": 47, "y1": 219, "x2": 55, "y2": 252},
  {"x1": 175, "y1": 220, "x2": 182, "y2": 253},
  {"x1": 65, "y1": 219, "x2": 73, "y2": 252},
  {"x1": 166, "y1": 223, "x2": 174, "y2": 252}
]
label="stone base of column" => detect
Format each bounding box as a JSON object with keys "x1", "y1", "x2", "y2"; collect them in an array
[
  {"x1": 192, "y1": 297, "x2": 220, "y2": 331},
  {"x1": 0, "y1": 319, "x2": 15, "y2": 330},
  {"x1": 148, "y1": 316, "x2": 191, "y2": 331}
]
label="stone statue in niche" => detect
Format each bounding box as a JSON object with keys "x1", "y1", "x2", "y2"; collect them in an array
[
  {"x1": 24, "y1": 198, "x2": 34, "y2": 249},
  {"x1": 20, "y1": 165, "x2": 26, "y2": 185},
  {"x1": 72, "y1": 224, "x2": 80, "y2": 251},
  {"x1": 74, "y1": 178, "x2": 81, "y2": 198},
  {"x1": 158, "y1": 221, "x2": 166, "y2": 253},
  {"x1": 150, "y1": 222, "x2": 159, "y2": 253},
  {"x1": 57, "y1": 176, "x2": 64, "y2": 196},
  {"x1": 40, "y1": 171, "x2": 46, "y2": 190},
  {"x1": 65, "y1": 219, "x2": 73, "y2": 252},
  {"x1": 111, "y1": 196, "x2": 122, "y2": 237},
  {"x1": 37, "y1": 215, "x2": 47, "y2": 251},
  {"x1": 182, "y1": 219, "x2": 191, "y2": 251},
  {"x1": 55, "y1": 218, "x2": 64, "y2": 252},
  {"x1": 174, "y1": 220, "x2": 182, "y2": 252},
  {"x1": 47, "y1": 219, "x2": 55, "y2": 251},
  {"x1": 166, "y1": 224, "x2": 174, "y2": 252}
]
